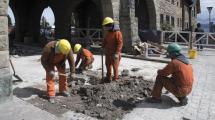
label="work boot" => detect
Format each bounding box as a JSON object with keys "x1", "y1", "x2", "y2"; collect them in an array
[
  {"x1": 100, "y1": 77, "x2": 111, "y2": 83},
  {"x1": 88, "y1": 64, "x2": 93, "y2": 69},
  {"x1": 177, "y1": 96, "x2": 188, "y2": 106},
  {"x1": 145, "y1": 97, "x2": 162, "y2": 103},
  {"x1": 48, "y1": 97, "x2": 55, "y2": 104},
  {"x1": 60, "y1": 91, "x2": 71, "y2": 97}
]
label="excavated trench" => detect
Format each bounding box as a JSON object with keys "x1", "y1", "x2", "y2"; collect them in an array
[{"x1": 26, "y1": 70, "x2": 154, "y2": 120}]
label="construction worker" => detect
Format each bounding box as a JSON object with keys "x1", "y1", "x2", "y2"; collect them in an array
[
  {"x1": 195, "y1": 23, "x2": 204, "y2": 51},
  {"x1": 74, "y1": 44, "x2": 94, "y2": 72},
  {"x1": 41, "y1": 39, "x2": 75, "y2": 103},
  {"x1": 146, "y1": 43, "x2": 193, "y2": 106},
  {"x1": 102, "y1": 17, "x2": 123, "y2": 82}
]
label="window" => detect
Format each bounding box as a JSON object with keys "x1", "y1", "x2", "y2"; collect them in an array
[
  {"x1": 177, "y1": 18, "x2": 180, "y2": 27},
  {"x1": 160, "y1": 14, "x2": 164, "y2": 25},
  {"x1": 171, "y1": 16, "x2": 175, "y2": 27},
  {"x1": 166, "y1": 15, "x2": 170, "y2": 24},
  {"x1": 180, "y1": 0, "x2": 183, "y2": 8},
  {"x1": 193, "y1": 7, "x2": 196, "y2": 17}
]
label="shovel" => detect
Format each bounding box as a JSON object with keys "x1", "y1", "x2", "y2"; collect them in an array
[{"x1": 10, "y1": 58, "x2": 23, "y2": 82}]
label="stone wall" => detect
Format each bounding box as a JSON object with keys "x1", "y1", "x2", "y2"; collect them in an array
[
  {"x1": 119, "y1": 0, "x2": 140, "y2": 52},
  {"x1": 155, "y1": 0, "x2": 180, "y2": 31},
  {"x1": 0, "y1": 0, "x2": 12, "y2": 103}
]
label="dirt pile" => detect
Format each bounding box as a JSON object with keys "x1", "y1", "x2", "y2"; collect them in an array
[
  {"x1": 26, "y1": 71, "x2": 154, "y2": 120},
  {"x1": 69, "y1": 74, "x2": 154, "y2": 119}
]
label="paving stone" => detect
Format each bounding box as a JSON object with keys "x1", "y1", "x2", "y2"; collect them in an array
[{"x1": 123, "y1": 50, "x2": 215, "y2": 120}]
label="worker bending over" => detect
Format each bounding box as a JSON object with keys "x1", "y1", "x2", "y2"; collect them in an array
[
  {"x1": 102, "y1": 17, "x2": 123, "y2": 82},
  {"x1": 74, "y1": 44, "x2": 94, "y2": 72},
  {"x1": 41, "y1": 39, "x2": 75, "y2": 103},
  {"x1": 147, "y1": 43, "x2": 193, "y2": 106}
]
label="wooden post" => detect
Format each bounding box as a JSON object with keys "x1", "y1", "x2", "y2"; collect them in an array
[
  {"x1": 161, "y1": 31, "x2": 164, "y2": 45},
  {"x1": 189, "y1": 26, "x2": 193, "y2": 50}
]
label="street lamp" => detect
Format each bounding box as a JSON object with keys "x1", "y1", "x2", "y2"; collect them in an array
[{"x1": 207, "y1": 7, "x2": 213, "y2": 32}]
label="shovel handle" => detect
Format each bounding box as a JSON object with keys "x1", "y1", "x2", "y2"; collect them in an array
[{"x1": 58, "y1": 73, "x2": 68, "y2": 77}]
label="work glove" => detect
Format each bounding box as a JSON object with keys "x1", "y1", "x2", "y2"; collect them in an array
[
  {"x1": 113, "y1": 53, "x2": 119, "y2": 60},
  {"x1": 70, "y1": 73, "x2": 76, "y2": 80},
  {"x1": 49, "y1": 71, "x2": 55, "y2": 78}
]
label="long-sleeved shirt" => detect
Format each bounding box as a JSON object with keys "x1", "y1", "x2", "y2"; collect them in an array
[
  {"x1": 103, "y1": 30, "x2": 123, "y2": 55},
  {"x1": 158, "y1": 59, "x2": 194, "y2": 95},
  {"x1": 75, "y1": 48, "x2": 94, "y2": 67},
  {"x1": 41, "y1": 41, "x2": 75, "y2": 73}
]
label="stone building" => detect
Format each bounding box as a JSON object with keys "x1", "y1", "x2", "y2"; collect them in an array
[
  {"x1": 0, "y1": 0, "x2": 12, "y2": 103},
  {"x1": 7, "y1": 0, "x2": 201, "y2": 51},
  {"x1": 0, "y1": 0, "x2": 201, "y2": 102},
  {"x1": 155, "y1": 0, "x2": 200, "y2": 31}
]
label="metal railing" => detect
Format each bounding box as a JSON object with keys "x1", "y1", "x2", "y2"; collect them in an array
[
  {"x1": 193, "y1": 32, "x2": 215, "y2": 47},
  {"x1": 71, "y1": 28, "x2": 103, "y2": 46},
  {"x1": 161, "y1": 31, "x2": 190, "y2": 46},
  {"x1": 161, "y1": 31, "x2": 215, "y2": 48},
  {"x1": 69, "y1": 28, "x2": 215, "y2": 49}
]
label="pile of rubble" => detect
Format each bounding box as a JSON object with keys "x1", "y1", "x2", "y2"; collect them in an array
[
  {"x1": 28, "y1": 70, "x2": 154, "y2": 120},
  {"x1": 74, "y1": 77, "x2": 153, "y2": 119},
  {"x1": 9, "y1": 45, "x2": 42, "y2": 56},
  {"x1": 133, "y1": 41, "x2": 167, "y2": 57}
]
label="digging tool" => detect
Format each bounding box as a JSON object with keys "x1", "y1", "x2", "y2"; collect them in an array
[
  {"x1": 9, "y1": 57, "x2": 23, "y2": 82},
  {"x1": 101, "y1": 47, "x2": 104, "y2": 80},
  {"x1": 58, "y1": 73, "x2": 68, "y2": 77}
]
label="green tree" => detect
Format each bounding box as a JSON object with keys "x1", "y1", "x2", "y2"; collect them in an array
[
  {"x1": 40, "y1": 16, "x2": 50, "y2": 29},
  {"x1": 7, "y1": 15, "x2": 12, "y2": 27},
  {"x1": 161, "y1": 23, "x2": 173, "y2": 31}
]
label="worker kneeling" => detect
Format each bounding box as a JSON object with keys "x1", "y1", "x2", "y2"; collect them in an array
[
  {"x1": 41, "y1": 39, "x2": 75, "y2": 103},
  {"x1": 147, "y1": 43, "x2": 194, "y2": 106},
  {"x1": 74, "y1": 44, "x2": 94, "y2": 72}
]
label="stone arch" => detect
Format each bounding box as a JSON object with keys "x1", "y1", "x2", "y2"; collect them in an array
[
  {"x1": 9, "y1": 0, "x2": 50, "y2": 44},
  {"x1": 74, "y1": 0, "x2": 103, "y2": 28},
  {"x1": 135, "y1": 0, "x2": 157, "y2": 30},
  {"x1": 48, "y1": 0, "x2": 72, "y2": 40},
  {"x1": 7, "y1": 7, "x2": 16, "y2": 26},
  {"x1": 39, "y1": 6, "x2": 56, "y2": 46},
  {"x1": 40, "y1": 7, "x2": 55, "y2": 28},
  {"x1": 101, "y1": 0, "x2": 114, "y2": 19}
]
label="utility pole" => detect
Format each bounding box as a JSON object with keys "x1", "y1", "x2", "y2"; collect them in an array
[
  {"x1": 207, "y1": 7, "x2": 213, "y2": 32},
  {"x1": 189, "y1": 3, "x2": 194, "y2": 50}
]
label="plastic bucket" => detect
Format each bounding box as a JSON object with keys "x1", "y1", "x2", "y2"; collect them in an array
[{"x1": 188, "y1": 49, "x2": 197, "y2": 59}]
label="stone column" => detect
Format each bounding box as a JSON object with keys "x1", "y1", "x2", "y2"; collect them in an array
[
  {"x1": 120, "y1": 0, "x2": 140, "y2": 53},
  {"x1": 0, "y1": 0, "x2": 12, "y2": 103}
]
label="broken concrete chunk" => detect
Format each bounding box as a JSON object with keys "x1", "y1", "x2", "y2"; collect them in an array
[{"x1": 121, "y1": 69, "x2": 130, "y2": 76}]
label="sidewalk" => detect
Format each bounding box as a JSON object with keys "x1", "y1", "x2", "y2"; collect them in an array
[
  {"x1": 123, "y1": 50, "x2": 215, "y2": 120},
  {"x1": 1, "y1": 50, "x2": 215, "y2": 120},
  {"x1": 0, "y1": 96, "x2": 58, "y2": 120}
]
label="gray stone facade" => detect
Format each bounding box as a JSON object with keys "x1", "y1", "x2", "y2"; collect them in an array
[
  {"x1": 153, "y1": 0, "x2": 198, "y2": 31},
  {"x1": 0, "y1": 0, "x2": 12, "y2": 103},
  {"x1": 8, "y1": 0, "x2": 199, "y2": 53}
]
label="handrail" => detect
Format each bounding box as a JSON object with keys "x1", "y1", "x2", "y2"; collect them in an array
[{"x1": 161, "y1": 31, "x2": 215, "y2": 48}]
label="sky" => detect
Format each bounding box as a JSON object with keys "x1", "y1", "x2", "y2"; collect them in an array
[
  {"x1": 8, "y1": 7, "x2": 55, "y2": 26},
  {"x1": 7, "y1": 0, "x2": 215, "y2": 26},
  {"x1": 197, "y1": 0, "x2": 215, "y2": 24}
]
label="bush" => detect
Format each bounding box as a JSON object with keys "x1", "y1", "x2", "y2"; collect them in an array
[{"x1": 161, "y1": 23, "x2": 173, "y2": 31}]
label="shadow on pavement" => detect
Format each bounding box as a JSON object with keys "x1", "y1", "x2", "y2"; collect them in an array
[
  {"x1": 13, "y1": 87, "x2": 47, "y2": 99},
  {"x1": 135, "y1": 95, "x2": 177, "y2": 109},
  {"x1": 113, "y1": 98, "x2": 136, "y2": 111}
]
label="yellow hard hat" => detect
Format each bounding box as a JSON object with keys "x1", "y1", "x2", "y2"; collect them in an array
[
  {"x1": 74, "y1": 44, "x2": 82, "y2": 54},
  {"x1": 102, "y1": 17, "x2": 114, "y2": 26},
  {"x1": 57, "y1": 39, "x2": 71, "y2": 55}
]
